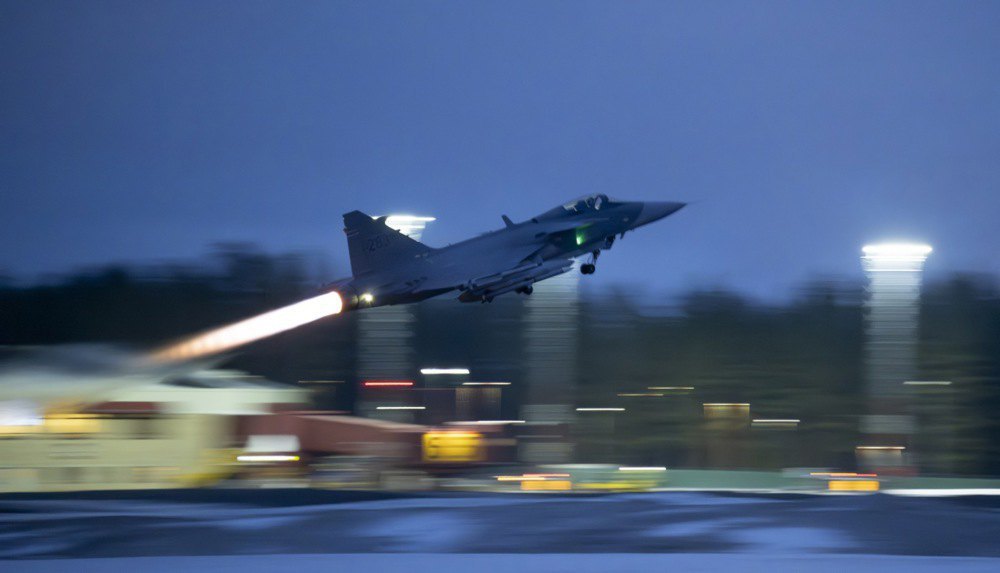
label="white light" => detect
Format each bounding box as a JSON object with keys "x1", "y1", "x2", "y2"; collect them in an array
[
  {"x1": 384, "y1": 215, "x2": 436, "y2": 226},
  {"x1": 461, "y1": 382, "x2": 511, "y2": 386},
  {"x1": 886, "y1": 489, "x2": 1000, "y2": 496},
  {"x1": 576, "y1": 407, "x2": 625, "y2": 412},
  {"x1": 862, "y1": 243, "x2": 932, "y2": 272},
  {"x1": 420, "y1": 368, "x2": 470, "y2": 375},
  {"x1": 856, "y1": 446, "x2": 906, "y2": 450},
  {"x1": 237, "y1": 454, "x2": 300, "y2": 463},
  {"x1": 449, "y1": 420, "x2": 526, "y2": 425},
  {"x1": 383, "y1": 215, "x2": 436, "y2": 239},
  {"x1": 648, "y1": 386, "x2": 694, "y2": 391},
  {"x1": 147, "y1": 291, "x2": 343, "y2": 363},
  {"x1": 618, "y1": 466, "x2": 666, "y2": 471},
  {"x1": 752, "y1": 419, "x2": 801, "y2": 424},
  {"x1": 862, "y1": 244, "x2": 933, "y2": 257},
  {"x1": 375, "y1": 406, "x2": 426, "y2": 410},
  {"x1": 903, "y1": 381, "x2": 952, "y2": 386},
  {"x1": 360, "y1": 292, "x2": 374, "y2": 304}
]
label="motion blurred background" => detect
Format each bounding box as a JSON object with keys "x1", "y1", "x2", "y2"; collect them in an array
[
  {"x1": 1, "y1": 1, "x2": 999, "y2": 494},
  {"x1": 1, "y1": 240, "x2": 998, "y2": 492}
]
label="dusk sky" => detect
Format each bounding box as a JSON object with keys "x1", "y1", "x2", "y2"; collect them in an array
[{"x1": 2, "y1": 1, "x2": 998, "y2": 300}]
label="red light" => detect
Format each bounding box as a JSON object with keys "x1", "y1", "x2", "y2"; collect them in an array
[{"x1": 364, "y1": 381, "x2": 414, "y2": 387}]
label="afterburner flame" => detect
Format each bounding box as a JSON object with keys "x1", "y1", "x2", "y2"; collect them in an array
[{"x1": 146, "y1": 291, "x2": 343, "y2": 364}]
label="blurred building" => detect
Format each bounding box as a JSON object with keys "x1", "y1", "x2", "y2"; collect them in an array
[
  {"x1": 356, "y1": 215, "x2": 434, "y2": 422},
  {"x1": 859, "y1": 243, "x2": 931, "y2": 472},
  {"x1": 0, "y1": 370, "x2": 307, "y2": 492}
]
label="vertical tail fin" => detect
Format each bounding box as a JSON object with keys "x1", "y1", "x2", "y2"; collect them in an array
[{"x1": 343, "y1": 211, "x2": 432, "y2": 277}]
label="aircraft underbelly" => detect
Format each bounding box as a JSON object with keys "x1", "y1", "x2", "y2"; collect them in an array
[{"x1": 413, "y1": 234, "x2": 540, "y2": 292}]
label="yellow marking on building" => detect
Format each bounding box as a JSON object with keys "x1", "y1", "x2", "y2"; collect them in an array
[
  {"x1": 422, "y1": 431, "x2": 484, "y2": 463},
  {"x1": 829, "y1": 479, "x2": 880, "y2": 492}
]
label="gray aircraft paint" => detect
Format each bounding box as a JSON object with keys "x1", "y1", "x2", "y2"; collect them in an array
[{"x1": 330, "y1": 195, "x2": 685, "y2": 308}]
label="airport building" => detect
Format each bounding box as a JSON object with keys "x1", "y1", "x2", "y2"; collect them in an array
[{"x1": 0, "y1": 370, "x2": 308, "y2": 492}]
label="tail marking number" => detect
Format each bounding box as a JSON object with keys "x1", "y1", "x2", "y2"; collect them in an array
[{"x1": 367, "y1": 233, "x2": 394, "y2": 253}]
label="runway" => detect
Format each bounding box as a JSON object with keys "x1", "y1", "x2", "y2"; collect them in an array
[{"x1": 1, "y1": 489, "x2": 998, "y2": 569}]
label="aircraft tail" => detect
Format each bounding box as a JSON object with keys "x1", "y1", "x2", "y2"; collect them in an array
[{"x1": 343, "y1": 211, "x2": 432, "y2": 277}]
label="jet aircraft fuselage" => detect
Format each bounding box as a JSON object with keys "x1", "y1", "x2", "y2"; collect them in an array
[{"x1": 331, "y1": 194, "x2": 685, "y2": 308}]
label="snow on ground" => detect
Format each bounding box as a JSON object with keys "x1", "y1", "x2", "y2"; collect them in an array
[
  {"x1": 9, "y1": 553, "x2": 1000, "y2": 573},
  {"x1": 0, "y1": 490, "x2": 998, "y2": 569}
]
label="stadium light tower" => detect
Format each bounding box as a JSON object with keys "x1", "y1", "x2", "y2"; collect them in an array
[
  {"x1": 357, "y1": 214, "x2": 434, "y2": 421},
  {"x1": 859, "y1": 242, "x2": 931, "y2": 471}
]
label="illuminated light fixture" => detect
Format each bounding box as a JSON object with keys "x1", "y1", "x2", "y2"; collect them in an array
[
  {"x1": 829, "y1": 480, "x2": 880, "y2": 492},
  {"x1": 383, "y1": 215, "x2": 436, "y2": 239},
  {"x1": 450, "y1": 420, "x2": 526, "y2": 425},
  {"x1": 617, "y1": 393, "x2": 664, "y2": 397},
  {"x1": 810, "y1": 472, "x2": 878, "y2": 478},
  {"x1": 856, "y1": 446, "x2": 906, "y2": 451},
  {"x1": 576, "y1": 407, "x2": 625, "y2": 412},
  {"x1": 425, "y1": 431, "x2": 482, "y2": 440},
  {"x1": 648, "y1": 386, "x2": 694, "y2": 391},
  {"x1": 618, "y1": 466, "x2": 666, "y2": 471},
  {"x1": 461, "y1": 382, "x2": 511, "y2": 386},
  {"x1": 521, "y1": 479, "x2": 572, "y2": 491},
  {"x1": 364, "y1": 380, "x2": 414, "y2": 387},
  {"x1": 420, "y1": 368, "x2": 470, "y2": 375},
  {"x1": 752, "y1": 419, "x2": 800, "y2": 425},
  {"x1": 237, "y1": 454, "x2": 300, "y2": 463},
  {"x1": 496, "y1": 473, "x2": 571, "y2": 482},
  {"x1": 903, "y1": 381, "x2": 952, "y2": 386},
  {"x1": 375, "y1": 406, "x2": 425, "y2": 410},
  {"x1": 146, "y1": 291, "x2": 343, "y2": 363},
  {"x1": 862, "y1": 243, "x2": 933, "y2": 257},
  {"x1": 862, "y1": 243, "x2": 932, "y2": 272},
  {"x1": 360, "y1": 292, "x2": 374, "y2": 304}
]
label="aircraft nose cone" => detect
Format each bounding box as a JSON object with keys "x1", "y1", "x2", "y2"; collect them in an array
[{"x1": 635, "y1": 201, "x2": 685, "y2": 227}]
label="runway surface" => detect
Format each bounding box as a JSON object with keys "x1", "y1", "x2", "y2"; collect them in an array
[{"x1": 1, "y1": 489, "x2": 998, "y2": 570}]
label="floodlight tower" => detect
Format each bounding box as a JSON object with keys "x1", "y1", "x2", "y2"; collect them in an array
[
  {"x1": 520, "y1": 261, "x2": 581, "y2": 463},
  {"x1": 859, "y1": 243, "x2": 931, "y2": 470},
  {"x1": 357, "y1": 215, "x2": 434, "y2": 421}
]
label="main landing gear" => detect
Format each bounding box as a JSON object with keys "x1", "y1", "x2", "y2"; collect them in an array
[
  {"x1": 516, "y1": 285, "x2": 534, "y2": 295},
  {"x1": 581, "y1": 249, "x2": 600, "y2": 275}
]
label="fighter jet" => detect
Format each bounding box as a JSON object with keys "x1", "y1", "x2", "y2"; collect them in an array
[{"x1": 330, "y1": 195, "x2": 684, "y2": 309}]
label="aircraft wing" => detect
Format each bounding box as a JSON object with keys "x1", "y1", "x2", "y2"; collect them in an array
[
  {"x1": 411, "y1": 250, "x2": 573, "y2": 298},
  {"x1": 457, "y1": 258, "x2": 574, "y2": 301},
  {"x1": 400, "y1": 217, "x2": 594, "y2": 298}
]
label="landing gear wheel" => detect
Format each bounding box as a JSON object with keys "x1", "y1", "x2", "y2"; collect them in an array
[
  {"x1": 581, "y1": 263, "x2": 596, "y2": 275},
  {"x1": 516, "y1": 285, "x2": 534, "y2": 295}
]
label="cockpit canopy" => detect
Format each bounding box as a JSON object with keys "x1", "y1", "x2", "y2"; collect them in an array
[{"x1": 538, "y1": 194, "x2": 620, "y2": 219}]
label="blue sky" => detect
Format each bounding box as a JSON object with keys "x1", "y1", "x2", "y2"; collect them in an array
[{"x1": 2, "y1": 1, "x2": 998, "y2": 299}]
